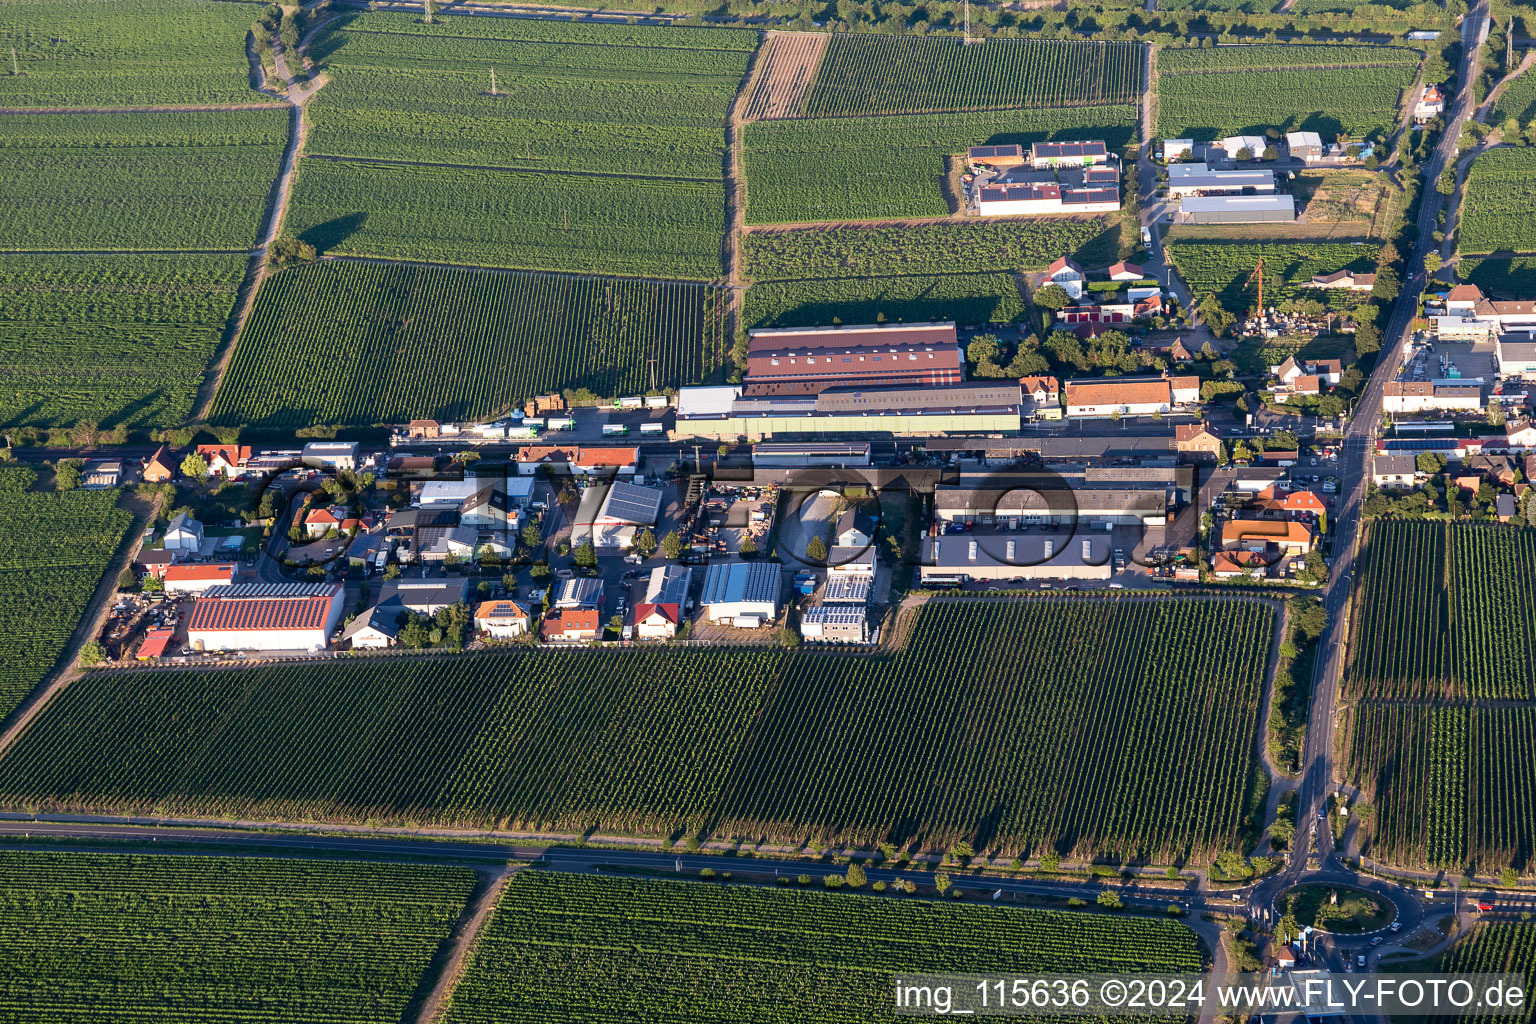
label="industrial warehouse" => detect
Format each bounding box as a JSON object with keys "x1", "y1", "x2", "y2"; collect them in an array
[{"x1": 966, "y1": 140, "x2": 1121, "y2": 217}]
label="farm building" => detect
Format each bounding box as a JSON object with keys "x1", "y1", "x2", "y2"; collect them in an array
[
  {"x1": 743, "y1": 322, "x2": 963, "y2": 397},
  {"x1": 976, "y1": 182, "x2": 1119, "y2": 216},
  {"x1": 301, "y1": 441, "x2": 358, "y2": 471},
  {"x1": 1105, "y1": 261, "x2": 1145, "y2": 281},
  {"x1": 187, "y1": 582, "x2": 345, "y2": 652},
  {"x1": 1179, "y1": 194, "x2": 1295, "y2": 224},
  {"x1": 378, "y1": 577, "x2": 471, "y2": 615},
  {"x1": 800, "y1": 604, "x2": 868, "y2": 644},
  {"x1": 1166, "y1": 164, "x2": 1276, "y2": 197},
  {"x1": 136, "y1": 628, "x2": 175, "y2": 660},
  {"x1": 1496, "y1": 337, "x2": 1536, "y2": 376},
  {"x1": 83, "y1": 461, "x2": 122, "y2": 489},
  {"x1": 161, "y1": 563, "x2": 239, "y2": 597},
  {"x1": 634, "y1": 564, "x2": 692, "y2": 640},
  {"x1": 572, "y1": 481, "x2": 664, "y2": 550},
  {"x1": 752, "y1": 442, "x2": 871, "y2": 467},
  {"x1": 1063, "y1": 378, "x2": 1173, "y2": 418},
  {"x1": 1220, "y1": 519, "x2": 1315, "y2": 555},
  {"x1": 933, "y1": 483, "x2": 1168, "y2": 529},
  {"x1": 1030, "y1": 140, "x2": 1108, "y2": 168},
  {"x1": 1285, "y1": 131, "x2": 1324, "y2": 162},
  {"x1": 515, "y1": 445, "x2": 639, "y2": 477},
  {"x1": 967, "y1": 144, "x2": 1025, "y2": 168},
  {"x1": 918, "y1": 535, "x2": 1112, "y2": 583},
  {"x1": 473, "y1": 599, "x2": 531, "y2": 639},
  {"x1": 700, "y1": 561, "x2": 780, "y2": 627},
  {"x1": 674, "y1": 382, "x2": 1023, "y2": 440},
  {"x1": 1216, "y1": 134, "x2": 1267, "y2": 159},
  {"x1": 823, "y1": 574, "x2": 872, "y2": 604},
  {"x1": 1163, "y1": 139, "x2": 1194, "y2": 161},
  {"x1": 556, "y1": 577, "x2": 605, "y2": 610}
]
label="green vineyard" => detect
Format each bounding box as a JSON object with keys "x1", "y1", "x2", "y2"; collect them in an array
[
  {"x1": 1348, "y1": 702, "x2": 1536, "y2": 873},
  {"x1": 0, "y1": 467, "x2": 132, "y2": 723},
  {"x1": 0, "y1": 0, "x2": 276, "y2": 108},
  {"x1": 0, "y1": 850, "x2": 475, "y2": 1023},
  {"x1": 0, "y1": 252, "x2": 246, "y2": 429},
  {"x1": 0, "y1": 110, "x2": 288, "y2": 252},
  {"x1": 0, "y1": 597, "x2": 1275, "y2": 860},
  {"x1": 443, "y1": 871, "x2": 1206, "y2": 1024},
  {"x1": 1164, "y1": 241, "x2": 1375, "y2": 312},
  {"x1": 1435, "y1": 923, "x2": 1536, "y2": 1024},
  {"x1": 1349, "y1": 521, "x2": 1536, "y2": 700},
  {"x1": 1459, "y1": 148, "x2": 1536, "y2": 256},
  {"x1": 800, "y1": 36, "x2": 1143, "y2": 117},
  {"x1": 744, "y1": 273, "x2": 1027, "y2": 328},
  {"x1": 742, "y1": 106, "x2": 1136, "y2": 224},
  {"x1": 211, "y1": 261, "x2": 722, "y2": 427},
  {"x1": 1154, "y1": 44, "x2": 1418, "y2": 141}
]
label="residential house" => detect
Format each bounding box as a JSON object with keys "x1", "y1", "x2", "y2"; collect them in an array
[
  {"x1": 406, "y1": 419, "x2": 441, "y2": 439},
  {"x1": 377, "y1": 577, "x2": 471, "y2": 615},
  {"x1": 1133, "y1": 294, "x2": 1165, "y2": 319},
  {"x1": 162, "y1": 513, "x2": 204, "y2": 553},
  {"x1": 834, "y1": 505, "x2": 876, "y2": 548},
  {"x1": 540, "y1": 607, "x2": 601, "y2": 642},
  {"x1": 1445, "y1": 284, "x2": 1484, "y2": 314},
  {"x1": 133, "y1": 547, "x2": 178, "y2": 578},
  {"x1": 1212, "y1": 550, "x2": 1273, "y2": 579},
  {"x1": 1309, "y1": 269, "x2": 1375, "y2": 291},
  {"x1": 1376, "y1": 457, "x2": 1419, "y2": 488},
  {"x1": 187, "y1": 582, "x2": 345, "y2": 652},
  {"x1": 1507, "y1": 420, "x2": 1536, "y2": 449},
  {"x1": 1020, "y1": 375, "x2": 1061, "y2": 419},
  {"x1": 1415, "y1": 83, "x2": 1445, "y2": 121},
  {"x1": 1382, "y1": 382, "x2": 1483, "y2": 413},
  {"x1": 1467, "y1": 454, "x2": 1517, "y2": 487},
  {"x1": 1063, "y1": 378, "x2": 1172, "y2": 418},
  {"x1": 699, "y1": 561, "x2": 780, "y2": 626},
  {"x1": 303, "y1": 506, "x2": 355, "y2": 539},
  {"x1": 634, "y1": 565, "x2": 692, "y2": 640},
  {"x1": 162, "y1": 563, "x2": 239, "y2": 597},
  {"x1": 827, "y1": 545, "x2": 876, "y2": 576},
  {"x1": 1166, "y1": 375, "x2": 1200, "y2": 405},
  {"x1": 1045, "y1": 256, "x2": 1085, "y2": 300},
  {"x1": 515, "y1": 445, "x2": 640, "y2": 476},
  {"x1": 1220, "y1": 518, "x2": 1315, "y2": 556},
  {"x1": 417, "y1": 524, "x2": 478, "y2": 563},
  {"x1": 1499, "y1": 493, "x2": 1518, "y2": 522},
  {"x1": 340, "y1": 597, "x2": 407, "y2": 649},
  {"x1": 142, "y1": 445, "x2": 176, "y2": 483},
  {"x1": 474, "y1": 599, "x2": 531, "y2": 639},
  {"x1": 1274, "y1": 374, "x2": 1322, "y2": 404},
  {"x1": 1285, "y1": 130, "x2": 1324, "y2": 162},
  {"x1": 1105, "y1": 261, "x2": 1145, "y2": 281},
  {"x1": 1174, "y1": 422, "x2": 1223, "y2": 460},
  {"x1": 196, "y1": 445, "x2": 252, "y2": 479}
]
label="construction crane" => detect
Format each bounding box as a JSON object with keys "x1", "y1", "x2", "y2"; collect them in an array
[{"x1": 1243, "y1": 258, "x2": 1264, "y2": 322}]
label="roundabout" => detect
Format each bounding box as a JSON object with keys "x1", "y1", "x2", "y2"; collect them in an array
[{"x1": 1277, "y1": 882, "x2": 1398, "y2": 934}]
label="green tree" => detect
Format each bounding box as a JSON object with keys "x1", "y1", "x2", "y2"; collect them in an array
[
  {"x1": 1032, "y1": 283, "x2": 1072, "y2": 312},
  {"x1": 180, "y1": 452, "x2": 209, "y2": 481},
  {"x1": 521, "y1": 521, "x2": 542, "y2": 549},
  {"x1": 632, "y1": 528, "x2": 657, "y2": 558},
  {"x1": 54, "y1": 458, "x2": 83, "y2": 491},
  {"x1": 1097, "y1": 889, "x2": 1123, "y2": 908},
  {"x1": 738, "y1": 533, "x2": 758, "y2": 557},
  {"x1": 806, "y1": 535, "x2": 828, "y2": 562},
  {"x1": 1501, "y1": 866, "x2": 1520, "y2": 887},
  {"x1": 572, "y1": 540, "x2": 597, "y2": 569},
  {"x1": 1198, "y1": 292, "x2": 1235, "y2": 336},
  {"x1": 660, "y1": 530, "x2": 683, "y2": 559},
  {"x1": 934, "y1": 872, "x2": 951, "y2": 895},
  {"x1": 1417, "y1": 451, "x2": 1447, "y2": 475},
  {"x1": 268, "y1": 237, "x2": 316, "y2": 268},
  {"x1": 77, "y1": 640, "x2": 106, "y2": 667},
  {"x1": 846, "y1": 863, "x2": 867, "y2": 888}
]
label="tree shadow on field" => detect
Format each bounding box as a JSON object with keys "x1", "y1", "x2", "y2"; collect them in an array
[{"x1": 299, "y1": 212, "x2": 369, "y2": 255}]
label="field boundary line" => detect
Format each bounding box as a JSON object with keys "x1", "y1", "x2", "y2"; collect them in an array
[
  {"x1": 0, "y1": 491, "x2": 160, "y2": 760},
  {"x1": 0, "y1": 103, "x2": 283, "y2": 115},
  {"x1": 723, "y1": 29, "x2": 770, "y2": 370},
  {"x1": 302, "y1": 151, "x2": 720, "y2": 184},
  {"x1": 335, "y1": 24, "x2": 754, "y2": 54},
  {"x1": 411, "y1": 864, "x2": 515, "y2": 1024},
  {"x1": 757, "y1": 98, "x2": 1139, "y2": 123},
  {"x1": 0, "y1": 248, "x2": 250, "y2": 256},
  {"x1": 317, "y1": 251, "x2": 718, "y2": 287},
  {"x1": 1159, "y1": 61, "x2": 1421, "y2": 76}
]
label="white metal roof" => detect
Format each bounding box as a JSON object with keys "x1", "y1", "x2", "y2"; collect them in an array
[{"x1": 1181, "y1": 194, "x2": 1295, "y2": 213}]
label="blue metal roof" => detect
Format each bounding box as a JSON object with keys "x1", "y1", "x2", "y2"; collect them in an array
[{"x1": 700, "y1": 561, "x2": 780, "y2": 607}]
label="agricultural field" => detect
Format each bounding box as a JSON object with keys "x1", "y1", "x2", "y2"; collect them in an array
[
  {"x1": 0, "y1": 0, "x2": 275, "y2": 107},
  {"x1": 1458, "y1": 148, "x2": 1536, "y2": 256},
  {"x1": 212, "y1": 261, "x2": 723, "y2": 427},
  {"x1": 0, "y1": 110, "x2": 287, "y2": 251},
  {"x1": 1346, "y1": 702, "x2": 1536, "y2": 872},
  {"x1": 0, "y1": 850, "x2": 475, "y2": 1022},
  {"x1": 1348, "y1": 521, "x2": 1536, "y2": 701},
  {"x1": 1459, "y1": 257, "x2": 1536, "y2": 297},
  {"x1": 303, "y1": 14, "x2": 754, "y2": 179},
  {"x1": 287, "y1": 158, "x2": 724, "y2": 278},
  {"x1": 744, "y1": 272, "x2": 1027, "y2": 327},
  {"x1": 742, "y1": 106, "x2": 1136, "y2": 224},
  {"x1": 743, "y1": 219, "x2": 1119, "y2": 281},
  {"x1": 1293, "y1": 169, "x2": 1403, "y2": 238},
  {"x1": 0, "y1": 597, "x2": 1276, "y2": 861},
  {"x1": 799, "y1": 36, "x2": 1142, "y2": 117},
  {"x1": 0, "y1": 252, "x2": 245, "y2": 429},
  {"x1": 1154, "y1": 44, "x2": 1419, "y2": 141},
  {"x1": 1492, "y1": 70, "x2": 1536, "y2": 132},
  {"x1": 1436, "y1": 923, "x2": 1536, "y2": 1005},
  {"x1": 443, "y1": 871, "x2": 1206, "y2": 1024},
  {"x1": 1164, "y1": 241, "x2": 1375, "y2": 311},
  {"x1": 0, "y1": 467, "x2": 133, "y2": 723}
]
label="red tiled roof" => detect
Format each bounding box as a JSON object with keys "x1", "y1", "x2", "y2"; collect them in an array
[
  {"x1": 635, "y1": 602, "x2": 680, "y2": 625},
  {"x1": 747, "y1": 323, "x2": 958, "y2": 356},
  {"x1": 137, "y1": 628, "x2": 175, "y2": 659},
  {"x1": 1064, "y1": 379, "x2": 1172, "y2": 407},
  {"x1": 196, "y1": 444, "x2": 251, "y2": 466},
  {"x1": 1446, "y1": 284, "x2": 1484, "y2": 302},
  {"x1": 1019, "y1": 375, "x2": 1059, "y2": 395},
  {"x1": 1107, "y1": 261, "x2": 1144, "y2": 277},
  {"x1": 475, "y1": 600, "x2": 529, "y2": 621},
  {"x1": 189, "y1": 587, "x2": 340, "y2": 633},
  {"x1": 540, "y1": 607, "x2": 601, "y2": 638},
  {"x1": 163, "y1": 564, "x2": 238, "y2": 584},
  {"x1": 1175, "y1": 422, "x2": 1220, "y2": 442},
  {"x1": 1047, "y1": 256, "x2": 1082, "y2": 276}
]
